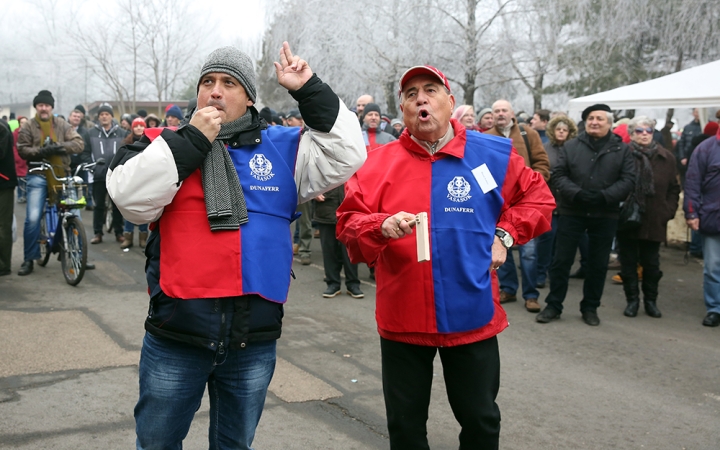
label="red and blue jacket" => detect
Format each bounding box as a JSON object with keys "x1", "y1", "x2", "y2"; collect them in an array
[
  {"x1": 107, "y1": 75, "x2": 366, "y2": 350},
  {"x1": 337, "y1": 120, "x2": 554, "y2": 347}
]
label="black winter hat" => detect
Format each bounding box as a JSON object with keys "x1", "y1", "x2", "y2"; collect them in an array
[
  {"x1": 362, "y1": 103, "x2": 382, "y2": 120},
  {"x1": 74, "y1": 104, "x2": 86, "y2": 115},
  {"x1": 581, "y1": 103, "x2": 612, "y2": 121},
  {"x1": 136, "y1": 109, "x2": 148, "y2": 118},
  {"x1": 98, "y1": 103, "x2": 114, "y2": 116},
  {"x1": 33, "y1": 90, "x2": 55, "y2": 108},
  {"x1": 259, "y1": 106, "x2": 273, "y2": 124}
]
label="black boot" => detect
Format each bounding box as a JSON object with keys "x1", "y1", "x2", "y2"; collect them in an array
[
  {"x1": 642, "y1": 270, "x2": 663, "y2": 319},
  {"x1": 624, "y1": 300, "x2": 640, "y2": 317},
  {"x1": 621, "y1": 268, "x2": 640, "y2": 318},
  {"x1": 644, "y1": 301, "x2": 662, "y2": 318},
  {"x1": 18, "y1": 260, "x2": 34, "y2": 276}
]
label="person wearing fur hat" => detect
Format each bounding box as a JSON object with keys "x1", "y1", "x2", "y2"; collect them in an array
[
  {"x1": 107, "y1": 42, "x2": 365, "y2": 448},
  {"x1": 86, "y1": 103, "x2": 128, "y2": 245},
  {"x1": 361, "y1": 103, "x2": 396, "y2": 151},
  {"x1": 144, "y1": 113, "x2": 161, "y2": 128},
  {"x1": 16, "y1": 90, "x2": 84, "y2": 276}
]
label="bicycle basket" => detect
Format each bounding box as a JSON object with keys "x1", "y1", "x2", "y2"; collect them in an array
[{"x1": 56, "y1": 183, "x2": 89, "y2": 209}]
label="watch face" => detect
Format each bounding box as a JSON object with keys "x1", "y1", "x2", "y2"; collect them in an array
[{"x1": 503, "y1": 235, "x2": 513, "y2": 247}]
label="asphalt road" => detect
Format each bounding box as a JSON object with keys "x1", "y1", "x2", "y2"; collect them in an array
[{"x1": 1, "y1": 204, "x2": 719, "y2": 449}]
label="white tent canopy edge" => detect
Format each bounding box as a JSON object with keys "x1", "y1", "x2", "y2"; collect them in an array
[{"x1": 567, "y1": 59, "x2": 720, "y2": 112}]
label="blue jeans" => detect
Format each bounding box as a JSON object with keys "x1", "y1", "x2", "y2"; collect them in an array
[
  {"x1": 536, "y1": 215, "x2": 558, "y2": 285},
  {"x1": 16, "y1": 177, "x2": 27, "y2": 201},
  {"x1": 690, "y1": 229, "x2": 704, "y2": 255},
  {"x1": 23, "y1": 175, "x2": 46, "y2": 262},
  {"x1": 124, "y1": 220, "x2": 148, "y2": 233},
  {"x1": 703, "y1": 234, "x2": 720, "y2": 314},
  {"x1": 135, "y1": 333, "x2": 277, "y2": 450},
  {"x1": 498, "y1": 238, "x2": 539, "y2": 300}
]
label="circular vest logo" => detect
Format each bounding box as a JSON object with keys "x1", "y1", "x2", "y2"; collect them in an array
[
  {"x1": 447, "y1": 176, "x2": 472, "y2": 202},
  {"x1": 249, "y1": 153, "x2": 275, "y2": 181}
]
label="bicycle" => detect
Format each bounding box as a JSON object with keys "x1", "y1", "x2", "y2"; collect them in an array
[{"x1": 29, "y1": 159, "x2": 103, "y2": 286}]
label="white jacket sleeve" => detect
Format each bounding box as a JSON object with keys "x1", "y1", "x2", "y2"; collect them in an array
[
  {"x1": 106, "y1": 134, "x2": 181, "y2": 224},
  {"x1": 294, "y1": 99, "x2": 366, "y2": 203}
]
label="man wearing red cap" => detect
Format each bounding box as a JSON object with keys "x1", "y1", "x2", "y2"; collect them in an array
[{"x1": 337, "y1": 65, "x2": 554, "y2": 449}]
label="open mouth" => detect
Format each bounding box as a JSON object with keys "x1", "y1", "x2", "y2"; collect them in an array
[{"x1": 419, "y1": 109, "x2": 430, "y2": 121}]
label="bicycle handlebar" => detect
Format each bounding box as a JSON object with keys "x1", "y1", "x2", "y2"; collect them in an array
[{"x1": 28, "y1": 159, "x2": 106, "y2": 181}]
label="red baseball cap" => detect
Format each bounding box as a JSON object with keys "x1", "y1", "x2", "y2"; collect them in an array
[{"x1": 398, "y1": 65, "x2": 451, "y2": 96}]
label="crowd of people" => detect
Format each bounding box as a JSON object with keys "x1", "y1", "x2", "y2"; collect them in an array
[{"x1": 0, "y1": 40, "x2": 718, "y2": 450}]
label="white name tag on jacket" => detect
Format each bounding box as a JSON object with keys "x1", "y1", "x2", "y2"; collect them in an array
[{"x1": 472, "y1": 164, "x2": 498, "y2": 194}]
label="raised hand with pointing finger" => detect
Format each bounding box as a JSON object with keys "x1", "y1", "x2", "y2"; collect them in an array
[{"x1": 274, "y1": 41, "x2": 313, "y2": 91}]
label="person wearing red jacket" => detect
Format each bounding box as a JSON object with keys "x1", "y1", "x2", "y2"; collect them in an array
[{"x1": 337, "y1": 65, "x2": 554, "y2": 449}]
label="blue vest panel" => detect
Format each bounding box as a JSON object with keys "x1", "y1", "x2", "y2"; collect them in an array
[
  {"x1": 430, "y1": 132, "x2": 512, "y2": 332},
  {"x1": 228, "y1": 126, "x2": 301, "y2": 303}
]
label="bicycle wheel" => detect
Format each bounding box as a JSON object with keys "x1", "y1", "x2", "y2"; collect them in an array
[
  {"x1": 105, "y1": 195, "x2": 113, "y2": 233},
  {"x1": 61, "y1": 216, "x2": 87, "y2": 286},
  {"x1": 37, "y1": 209, "x2": 52, "y2": 267}
]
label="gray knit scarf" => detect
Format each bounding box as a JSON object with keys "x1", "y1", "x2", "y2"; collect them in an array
[{"x1": 201, "y1": 110, "x2": 253, "y2": 231}]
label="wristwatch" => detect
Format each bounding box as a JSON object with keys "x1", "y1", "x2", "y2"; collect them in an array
[{"x1": 494, "y1": 228, "x2": 514, "y2": 249}]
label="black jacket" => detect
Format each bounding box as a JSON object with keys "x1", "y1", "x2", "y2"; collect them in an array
[
  {"x1": 312, "y1": 184, "x2": 344, "y2": 224},
  {"x1": 87, "y1": 124, "x2": 127, "y2": 179},
  {"x1": 552, "y1": 131, "x2": 635, "y2": 218},
  {"x1": 70, "y1": 126, "x2": 93, "y2": 170},
  {"x1": 0, "y1": 122, "x2": 17, "y2": 190}
]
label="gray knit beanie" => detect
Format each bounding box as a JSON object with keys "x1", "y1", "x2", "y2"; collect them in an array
[{"x1": 197, "y1": 46, "x2": 257, "y2": 102}]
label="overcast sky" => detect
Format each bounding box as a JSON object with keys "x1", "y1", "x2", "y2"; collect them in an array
[{"x1": 0, "y1": 0, "x2": 268, "y2": 112}]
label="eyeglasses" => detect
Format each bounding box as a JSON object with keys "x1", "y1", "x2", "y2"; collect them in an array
[{"x1": 634, "y1": 127, "x2": 654, "y2": 134}]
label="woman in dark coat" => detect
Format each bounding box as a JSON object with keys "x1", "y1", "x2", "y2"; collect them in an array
[{"x1": 618, "y1": 116, "x2": 680, "y2": 318}]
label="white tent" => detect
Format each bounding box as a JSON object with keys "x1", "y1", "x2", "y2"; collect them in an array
[{"x1": 567, "y1": 59, "x2": 720, "y2": 112}]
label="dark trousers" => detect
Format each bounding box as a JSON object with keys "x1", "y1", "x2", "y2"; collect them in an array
[
  {"x1": 545, "y1": 215, "x2": 617, "y2": 313},
  {"x1": 617, "y1": 237, "x2": 662, "y2": 302},
  {"x1": 380, "y1": 337, "x2": 501, "y2": 450},
  {"x1": 92, "y1": 179, "x2": 123, "y2": 236},
  {"x1": 0, "y1": 188, "x2": 13, "y2": 272},
  {"x1": 318, "y1": 223, "x2": 359, "y2": 288}
]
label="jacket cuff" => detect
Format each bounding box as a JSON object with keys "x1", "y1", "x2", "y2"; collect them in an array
[
  {"x1": 496, "y1": 221, "x2": 519, "y2": 243},
  {"x1": 290, "y1": 74, "x2": 339, "y2": 133}
]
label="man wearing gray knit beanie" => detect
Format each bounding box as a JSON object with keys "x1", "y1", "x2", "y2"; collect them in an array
[{"x1": 107, "y1": 42, "x2": 366, "y2": 449}]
